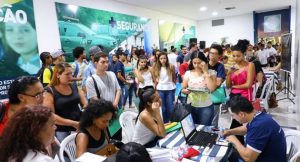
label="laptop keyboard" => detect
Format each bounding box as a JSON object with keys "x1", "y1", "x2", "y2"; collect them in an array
[{"x1": 190, "y1": 131, "x2": 218, "y2": 147}]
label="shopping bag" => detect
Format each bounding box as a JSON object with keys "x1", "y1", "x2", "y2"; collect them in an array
[
  {"x1": 170, "y1": 91, "x2": 191, "y2": 122},
  {"x1": 211, "y1": 86, "x2": 226, "y2": 104}
]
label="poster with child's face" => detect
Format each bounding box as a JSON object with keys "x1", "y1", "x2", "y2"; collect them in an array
[{"x1": 0, "y1": 0, "x2": 39, "y2": 99}]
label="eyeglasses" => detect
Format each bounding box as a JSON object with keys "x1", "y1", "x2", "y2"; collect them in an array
[{"x1": 22, "y1": 90, "x2": 46, "y2": 100}]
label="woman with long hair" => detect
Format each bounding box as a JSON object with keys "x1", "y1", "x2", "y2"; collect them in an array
[
  {"x1": 132, "y1": 89, "x2": 165, "y2": 147},
  {"x1": 226, "y1": 39, "x2": 256, "y2": 144},
  {"x1": 182, "y1": 51, "x2": 217, "y2": 125},
  {"x1": 75, "y1": 99, "x2": 115, "y2": 157},
  {"x1": 0, "y1": 105, "x2": 56, "y2": 162},
  {"x1": 43, "y1": 62, "x2": 88, "y2": 142},
  {"x1": 152, "y1": 52, "x2": 176, "y2": 123},
  {"x1": 134, "y1": 55, "x2": 155, "y2": 97}
]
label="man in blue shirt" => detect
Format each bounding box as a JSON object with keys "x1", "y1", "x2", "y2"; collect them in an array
[
  {"x1": 208, "y1": 44, "x2": 226, "y2": 128},
  {"x1": 223, "y1": 95, "x2": 286, "y2": 162},
  {"x1": 114, "y1": 50, "x2": 127, "y2": 109}
]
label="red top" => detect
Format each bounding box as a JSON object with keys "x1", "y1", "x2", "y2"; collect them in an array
[
  {"x1": 179, "y1": 62, "x2": 189, "y2": 77},
  {"x1": 0, "y1": 102, "x2": 9, "y2": 135}
]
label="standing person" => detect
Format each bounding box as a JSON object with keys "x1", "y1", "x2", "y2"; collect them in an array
[
  {"x1": 257, "y1": 42, "x2": 269, "y2": 67},
  {"x1": 75, "y1": 99, "x2": 115, "y2": 157},
  {"x1": 168, "y1": 47, "x2": 177, "y2": 69},
  {"x1": 134, "y1": 55, "x2": 155, "y2": 97},
  {"x1": 86, "y1": 52, "x2": 121, "y2": 108},
  {"x1": 51, "y1": 49, "x2": 66, "y2": 67},
  {"x1": 0, "y1": 105, "x2": 56, "y2": 162},
  {"x1": 226, "y1": 39, "x2": 256, "y2": 144},
  {"x1": 114, "y1": 50, "x2": 127, "y2": 109},
  {"x1": 0, "y1": 76, "x2": 45, "y2": 134},
  {"x1": 153, "y1": 52, "x2": 176, "y2": 123},
  {"x1": 72, "y1": 46, "x2": 88, "y2": 88},
  {"x1": 182, "y1": 52, "x2": 217, "y2": 125},
  {"x1": 224, "y1": 96, "x2": 286, "y2": 162},
  {"x1": 224, "y1": 44, "x2": 235, "y2": 71},
  {"x1": 82, "y1": 46, "x2": 102, "y2": 94},
  {"x1": 43, "y1": 62, "x2": 88, "y2": 142},
  {"x1": 208, "y1": 44, "x2": 226, "y2": 128},
  {"x1": 132, "y1": 89, "x2": 165, "y2": 147},
  {"x1": 37, "y1": 52, "x2": 53, "y2": 87},
  {"x1": 123, "y1": 53, "x2": 136, "y2": 108}
]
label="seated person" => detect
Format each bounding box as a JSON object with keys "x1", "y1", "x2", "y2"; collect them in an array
[
  {"x1": 132, "y1": 89, "x2": 165, "y2": 147},
  {"x1": 223, "y1": 95, "x2": 286, "y2": 162},
  {"x1": 0, "y1": 76, "x2": 44, "y2": 135},
  {"x1": 105, "y1": 142, "x2": 152, "y2": 162},
  {"x1": 75, "y1": 99, "x2": 115, "y2": 158},
  {"x1": 0, "y1": 105, "x2": 56, "y2": 162}
]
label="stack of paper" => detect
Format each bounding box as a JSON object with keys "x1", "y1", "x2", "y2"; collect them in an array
[
  {"x1": 147, "y1": 148, "x2": 174, "y2": 162},
  {"x1": 75, "y1": 152, "x2": 107, "y2": 162}
]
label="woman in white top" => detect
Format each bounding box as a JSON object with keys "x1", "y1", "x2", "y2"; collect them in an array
[
  {"x1": 132, "y1": 88, "x2": 165, "y2": 147},
  {"x1": 0, "y1": 105, "x2": 56, "y2": 162},
  {"x1": 134, "y1": 55, "x2": 155, "y2": 97},
  {"x1": 182, "y1": 51, "x2": 217, "y2": 125},
  {"x1": 153, "y1": 52, "x2": 176, "y2": 123}
]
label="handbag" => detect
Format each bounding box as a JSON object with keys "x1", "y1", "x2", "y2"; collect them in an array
[
  {"x1": 248, "y1": 86, "x2": 262, "y2": 111},
  {"x1": 268, "y1": 92, "x2": 278, "y2": 108},
  {"x1": 96, "y1": 143, "x2": 118, "y2": 156},
  {"x1": 170, "y1": 91, "x2": 191, "y2": 122},
  {"x1": 211, "y1": 86, "x2": 226, "y2": 104}
]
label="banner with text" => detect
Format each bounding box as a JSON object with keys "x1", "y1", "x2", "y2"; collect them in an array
[
  {"x1": 55, "y1": 2, "x2": 152, "y2": 62},
  {"x1": 0, "y1": 0, "x2": 39, "y2": 99}
]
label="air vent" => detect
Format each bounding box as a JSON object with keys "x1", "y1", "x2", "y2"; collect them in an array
[
  {"x1": 212, "y1": 19, "x2": 224, "y2": 26},
  {"x1": 225, "y1": 7, "x2": 236, "y2": 10}
]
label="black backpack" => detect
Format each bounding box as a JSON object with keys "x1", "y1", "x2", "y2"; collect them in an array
[{"x1": 37, "y1": 66, "x2": 53, "y2": 87}]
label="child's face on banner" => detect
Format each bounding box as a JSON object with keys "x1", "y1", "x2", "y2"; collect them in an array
[{"x1": 5, "y1": 22, "x2": 37, "y2": 55}]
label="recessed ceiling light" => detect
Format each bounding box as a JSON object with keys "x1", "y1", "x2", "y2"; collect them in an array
[
  {"x1": 212, "y1": 12, "x2": 218, "y2": 16},
  {"x1": 200, "y1": 6, "x2": 207, "y2": 11}
]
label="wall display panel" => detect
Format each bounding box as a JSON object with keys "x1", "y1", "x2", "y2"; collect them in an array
[
  {"x1": 55, "y1": 2, "x2": 152, "y2": 62},
  {"x1": 0, "y1": 0, "x2": 39, "y2": 99},
  {"x1": 158, "y1": 20, "x2": 195, "y2": 51}
]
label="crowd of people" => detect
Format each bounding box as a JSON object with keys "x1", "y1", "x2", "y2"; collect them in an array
[{"x1": 0, "y1": 39, "x2": 286, "y2": 162}]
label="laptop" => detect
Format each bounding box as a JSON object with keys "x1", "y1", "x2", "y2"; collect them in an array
[{"x1": 180, "y1": 113, "x2": 218, "y2": 147}]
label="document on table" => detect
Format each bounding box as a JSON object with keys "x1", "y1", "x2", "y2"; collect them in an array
[{"x1": 76, "y1": 152, "x2": 107, "y2": 162}]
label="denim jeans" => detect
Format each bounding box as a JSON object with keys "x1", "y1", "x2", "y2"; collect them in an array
[
  {"x1": 191, "y1": 104, "x2": 214, "y2": 126},
  {"x1": 211, "y1": 104, "x2": 221, "y2": 127},
  {"x1": 158, "y1": 89, "x2": 175, "y2": 123},
  {"x1": 118, "y1": 85, "x2": 126, "y2": 109},
  {"x1": 123, "y1": 84, "x2": 135, "y2": 107}
]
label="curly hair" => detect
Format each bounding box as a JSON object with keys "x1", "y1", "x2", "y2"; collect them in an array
[
  {"x1": 79, "y1": 99, "x2": 115, "y2": 129},
  {"x1": 8, "y1": 76, "x2": 40, "y2": 104},
  {"x1": 0, "y1": 105, "x2": 52, "y2": 162}
]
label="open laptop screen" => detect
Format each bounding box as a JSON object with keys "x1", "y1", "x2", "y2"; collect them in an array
[{"x1": 181, "y1": 113, "x2": 196, "y2": 138}]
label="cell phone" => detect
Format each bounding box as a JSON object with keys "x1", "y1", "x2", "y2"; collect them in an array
[{"x1": 230, "y1": 66, "x2": 236, "y2": 70}]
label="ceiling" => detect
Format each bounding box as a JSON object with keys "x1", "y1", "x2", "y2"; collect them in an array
[{"x1": 113, "y1": 0, "x2": 296, "y2": 20}]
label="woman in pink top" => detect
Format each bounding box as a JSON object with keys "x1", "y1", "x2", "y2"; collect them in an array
[{"x1": 226, "y1": 39, "x2": 255, "y2": 145}]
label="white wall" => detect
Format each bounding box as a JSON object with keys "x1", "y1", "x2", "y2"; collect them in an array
[
  {"x1": 197, "y1": 13, "x2": 254, "y2": 46},
  {"x1": 32, "y1": 0, "x2": 196, "y2": 53}
]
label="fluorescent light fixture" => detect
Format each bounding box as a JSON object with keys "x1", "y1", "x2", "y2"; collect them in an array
[
  {"x1": 159, "y1": 20, "x2": 165, "y2": 25},
  {"x1": 212, "y1": 12, "x2": 218, "y2": 16},
  {"x1": 141, "y1": 17, "x2": 148, "y2": 21},
  {"x1": 200, "y1": 6, "x2": 207, "y2": 11},
  {"x1": 68, "y1": 5, "x2": 78, "y2": 13}
]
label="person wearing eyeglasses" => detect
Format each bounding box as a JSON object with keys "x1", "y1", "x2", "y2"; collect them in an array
[{"x1": 0, "y1": 76, "x2": 44, "y2": 135}]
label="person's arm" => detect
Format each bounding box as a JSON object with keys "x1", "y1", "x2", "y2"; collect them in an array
[
  {"x1": 202, "y1": 64, "x2": 217, "y2": 92},
  {"x1": 112, "y1": 74, "x2": 121, "y2": 109},
  {"x1": 43, "y1": 92, "x2": 79, "y2": 130},
  {"x1": 75, "y1": 133, "x2": 89, "y2": 158},
  {"x1": 78, "y1": 88, "x2": 88, "y2": 109},
  {"x1": 140, "y1": 103, "x2": 165, "y2": 137},
  {"x1": 223, "y1": 124, "x2": 247, "y2": 136},
  {"x1": 149, "y1": 67, "x2": 157, "y2": 87},
  {"x1": 86, "y1": 77, "x2": 99, "y2": 100},
  {"x1": 117, "y1": 72, "x2": 127, "y2": 84},
  {"x1": 232, "y1": 63, "x2": 255, "y2": 89},
  {"x1": 268, "y1": 62, "x2": 281, "y2": 72},
  {"x1": 226, "y1": 135, "x2": 260, "y2": 162},
  {"x1": 181, "y1": 71, "x2": 191, "y2": 94},
  {"x1": 226, "y1": 68, "x2": 236, "y2": 88},
  {"x1": 134, "y1": 68, "x2": 144, "y2": 83}
]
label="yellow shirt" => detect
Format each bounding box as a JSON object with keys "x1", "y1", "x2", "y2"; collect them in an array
[
  {"x1": 43, "y1": 67, "x2": 54, "y2": 84},
  {"x1": 224, "y1": 51, "x2": 235, "y2": 70}
]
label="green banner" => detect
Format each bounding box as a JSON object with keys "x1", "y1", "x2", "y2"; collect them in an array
[
  {"x1": 159, "y1": 20, "x2": 195, "y2": 50},
  {"x1": 0, "y1": 0, "x2": 39, "y2": 99},
  {"x1": 55, "y1": 2, "x2": 152, "y2": 62}
]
